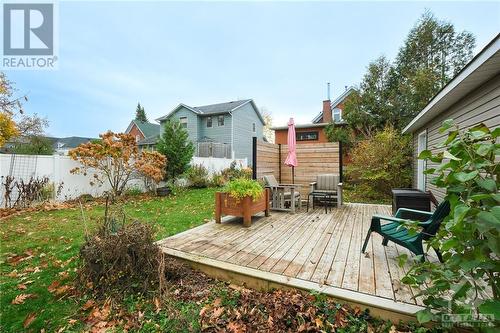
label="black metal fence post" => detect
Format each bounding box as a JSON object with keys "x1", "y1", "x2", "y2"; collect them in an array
[
  {"x1": 252, "y1": 137, "x2": 257, "y2": 180},
  {"x1": 339, "y1": 141, "x2": 343, "y2": 182}
]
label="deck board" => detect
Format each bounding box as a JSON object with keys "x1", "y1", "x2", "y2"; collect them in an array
[{"x1": 159, "y1": 203, "x2": 439, "y2": 313}]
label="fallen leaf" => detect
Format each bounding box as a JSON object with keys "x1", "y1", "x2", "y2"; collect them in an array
[
  {"x1": 153, "y1": 297, "x2": 162, "y2": 313},
  {"x1": 6, "y1": 270, "x2": 18, "y2": 278},
  {"x1": 12, "y1": 293, "x2": 35, "y2": 305},
  {"x1": 23, "y1": 312, "x2": 36, "y2": 328},
  {"x1": 17, "y1": 284, "x2": 27, "y2": 290},
  {"x1": 47, "y1": 280, "x2": 61, "y2": 293},
  {"x1": 212, "y1": 297, "x2": 222, "y2": 307},
  {"x1": 82, "y1": 299, "x2": 95, "y2": 310},
  {"x1": 212, "y1": 307, "x2": 224, "y2": 319},
  {"x1": 55, "y1": 285, "x2": 70, "y2": 296}
]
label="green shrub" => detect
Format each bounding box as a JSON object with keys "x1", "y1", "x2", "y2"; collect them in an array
[
  {"x1": 221, "y1": 161, "x2": 252, "y2": 182},
  {"x1": 210, "y1": 172, "x2": 226, "y2": 187},
  {"x1": 402, "y1": 121, "x2": 499, "y2": 327},
  {"x1": 223, "y1": 178, "x2": 263, "y2": 202},
  {"x1": 186, "y1": 164, "x2": 209, "y2": 188},
  {"x1": 125, "y1": 186, "x2": 143, "y2": 196},
  {"x1": 325, "y1": 123, "x2": 353, "y2": 148},
  {"x1": 347, "y1": 126, "x2": 412, "y2": 197}
]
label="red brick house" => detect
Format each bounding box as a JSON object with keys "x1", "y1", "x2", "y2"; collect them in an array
[
  {"x1": 272, "y1": 87, "x2": 355, "y2": 144},
  {"x1": 125, "y1": 120, "x2": 160, "y2": 145}
]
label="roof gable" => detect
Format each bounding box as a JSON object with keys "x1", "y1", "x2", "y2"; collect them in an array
[
  {"x1": 312, "y1": 87, "x2": 356, "y2": 123},
  {"x1": 156, "y1": 99, "x2": 265, "y2": 124}
]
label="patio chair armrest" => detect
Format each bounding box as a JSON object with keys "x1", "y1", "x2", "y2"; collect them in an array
[
  {"x1": 395, "y1": 208, "x2": 433, "y2": 219},
  {"x1": 309, "y1": 182, "x2": 317, "y2": 192},
  {"x1": 279, "y1": 183, "x2": 301, "y2": 187},
  {"x1": 372, "y1": 214, "x2": 408, "y2": 224},
  {"x1": 337, "y1": 182, "x2": 343, "y2": 187}
]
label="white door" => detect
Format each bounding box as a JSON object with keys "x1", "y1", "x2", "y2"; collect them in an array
[{"x1": 417, "y1": 130, "x2": 427, "y2": 191}]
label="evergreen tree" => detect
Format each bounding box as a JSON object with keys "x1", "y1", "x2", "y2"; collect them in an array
[
  {"x1": 135, "y1": 102, "x2": 148, "y2": 122},
  {"x1": 156, "y1": 120, "x2": 195, "y2": 180}
]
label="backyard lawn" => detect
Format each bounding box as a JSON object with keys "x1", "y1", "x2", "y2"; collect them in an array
[
  {"x1": 0, "y1": 188, "x2": 217, "y2": 332},
  {"x1": 1, "y1": 187, "x2": 438, "y2": 332}
]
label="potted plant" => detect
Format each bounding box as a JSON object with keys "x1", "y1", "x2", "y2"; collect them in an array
[{"x1": 215, "y1": 178, "x2": 270, "y2": 227}]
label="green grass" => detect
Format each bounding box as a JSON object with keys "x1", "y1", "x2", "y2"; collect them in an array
[{"x1": 0, "y1": 188, "x2": 217, "y2": 332}]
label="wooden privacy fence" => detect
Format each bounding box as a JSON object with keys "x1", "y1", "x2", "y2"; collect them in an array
[
  {"x1": 253, "y1": 139, "x2": 342, "y2": 199},
  {"x1": 196, "y1": 142, "x2": 232, "y2": 158}
]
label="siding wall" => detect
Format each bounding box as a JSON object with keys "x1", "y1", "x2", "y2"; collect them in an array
[
  {"x1": 160, "y1": 106, "x2": 199, "y2": 142},
  {"x1": 412, "y1": 74, "x2": 500, "y2": 202},
  {"x1": 275, "y1": 127, "x2": 329, "y2": 144},
  {"x1": 232, "y1": 103, "x2": 264, "y2": 164},
  {"x1": 197, "y1": 114, "x2": 232, "y2": 144}
]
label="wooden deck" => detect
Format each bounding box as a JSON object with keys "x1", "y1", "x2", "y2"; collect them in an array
[{"x1": 158, "y1": 203, "x2": 433, "y2": 320}]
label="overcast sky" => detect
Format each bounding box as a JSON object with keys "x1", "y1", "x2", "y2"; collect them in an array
[{"x1": 5, "y1": 1, "x2": 500, "y2": 138}]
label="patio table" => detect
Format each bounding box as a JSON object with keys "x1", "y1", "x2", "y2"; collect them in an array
[{"x1": 307, "y1": 191, "x2": 336, "y2": 213}]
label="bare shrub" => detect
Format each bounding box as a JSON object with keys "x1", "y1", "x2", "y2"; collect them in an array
[{"x1": 78, "y1": 201, "x2": 163, "y2": 296}]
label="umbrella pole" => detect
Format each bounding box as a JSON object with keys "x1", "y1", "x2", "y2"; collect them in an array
[{"x1": 292, "y1": 167, "x2": 295, "y2": 184}]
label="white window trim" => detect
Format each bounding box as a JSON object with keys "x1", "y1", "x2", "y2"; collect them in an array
[
  {"x1": 417, "y1": 130, "x2": 427, "y2": 191},
  {"x1": 179, "y1": 117, "x2": 188, "y2": 128},
  {"x1": 218, "y1": 115, "x2": 224, "y2": 127},
  {"x1": 207, "y1": 116, "x2": 212, "y2": 128},
  {"x1": 333, "y1": 107, "x2": 342, "y2": 122}
]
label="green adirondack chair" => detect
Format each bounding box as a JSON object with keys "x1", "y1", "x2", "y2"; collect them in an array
[{"x1": 361, "y1": 201, "x2": 450, "y2": 262}]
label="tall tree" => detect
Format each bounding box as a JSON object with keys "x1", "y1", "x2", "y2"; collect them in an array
[
  {"x1": 156, "y1": 120, "x2": 194, "y2": 180},
  {"x1": 393, "y1": 10, "x2": 475, "y2": 125},
  {"x1": 342, "y1": 11, "x2": 475, "y2": 136},
  {"x1": 1, "y1": 72, "x2": 48, "y2": 145},
  {"x1": 135, "y1": 102, "x2": 148, "y2": 122},
  {"x1": 343, "y1": 56, "x2": 396, "y2": 137}
]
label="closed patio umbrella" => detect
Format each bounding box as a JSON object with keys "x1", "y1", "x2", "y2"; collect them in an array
[{"x1": 284, "y1": 118, "x2": 298, "y2": 183}]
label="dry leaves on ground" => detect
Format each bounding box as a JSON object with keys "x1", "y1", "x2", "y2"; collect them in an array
[
  {"x1": 23, "y1": 312, "x2": 37, "y2": 328},
  {"x1": 11, "y1": 293, "x2": 36, "y2": 305}
]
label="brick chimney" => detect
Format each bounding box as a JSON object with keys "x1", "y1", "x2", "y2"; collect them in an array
[{"x1": 322, "y1": 100, "x2": 332, "y2": 123}]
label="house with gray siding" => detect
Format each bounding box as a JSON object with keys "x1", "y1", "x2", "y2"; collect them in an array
[
  {"x1": 403, "y1": 34, "x2": 500, "y2": 202},
  {"x1": 153, "y1": 99, "x2": 265, "y2": 163}
]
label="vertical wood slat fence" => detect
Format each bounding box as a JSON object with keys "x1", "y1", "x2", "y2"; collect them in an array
[
  {"x1": 196, "y1": 142, "x2": 232, "y2": 158},
  {"x1": 252, "y1": 139, "x2": 341, "y2": 199}
]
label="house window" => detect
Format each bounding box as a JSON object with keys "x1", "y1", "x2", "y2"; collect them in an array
[
  {"x1": 218, "y1": 115, "x2": 224, "y2": 126},
  {"x1": 252, "y1": 123, "x2": 256, "y2": 132},
  {"x1": 207, "y1": 116, "x2": 212, "y2": 128},
  {"x1": 333, "y1": 108, "x2": 342, "y2": 122},
  {"x1": 180, "y1": 117, "x2": 188, "y2": 128},
  {"x1": 296, "y1": 131, "x2": 319, "y2": 141}
]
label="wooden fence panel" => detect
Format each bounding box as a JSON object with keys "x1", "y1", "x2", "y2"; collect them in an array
[{"x1": 255, "y1": 140, "x2": 340, "y2": 199}]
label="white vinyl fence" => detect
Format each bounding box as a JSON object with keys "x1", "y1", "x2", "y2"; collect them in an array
[
  {"x1": 0, "y1": 154, "x2": 144, "y2": 206},
  {"x1": 0, "y1": 154, "x2": 247, "y2": 206},
  {"x1": 190, "y1": 157, "x2": 247, "y2": 175}
]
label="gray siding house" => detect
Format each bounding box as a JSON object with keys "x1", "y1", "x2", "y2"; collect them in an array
[
  {"x1": 155, "y1": 99, "x2": 264, "y2": 163},
  {"x1": 403, "y1": 34, "x2": 500, "y2": 202}
]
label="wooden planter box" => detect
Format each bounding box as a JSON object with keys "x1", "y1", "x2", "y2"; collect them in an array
[{"x1": 215, "y1": 188, "x2": 270, "y2": 227}]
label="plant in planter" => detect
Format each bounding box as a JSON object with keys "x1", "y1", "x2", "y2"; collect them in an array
[{"x1": 215, "y1": 178, "x2": 270, "y2": 227}]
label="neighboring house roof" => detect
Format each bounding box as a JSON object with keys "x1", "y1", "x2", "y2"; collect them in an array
[
  {"x1": 156, "y1": 99, "x2": 265, "y2": 124},
  {"x1": 48, "y1": 136, "x2": 97, "y2": 149},
  {"x1": 312, "y1": 87, "x2": 356, "y2": 124},
  {"x1": 125, "y1": 120, "x2": 161, "y2": 138},
  {"x1": 137, "y1": 134, "x2": 160, "y2": 146},
  {"x1": 403, "y1": 34, "x2": 500, "y2": 134}
]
